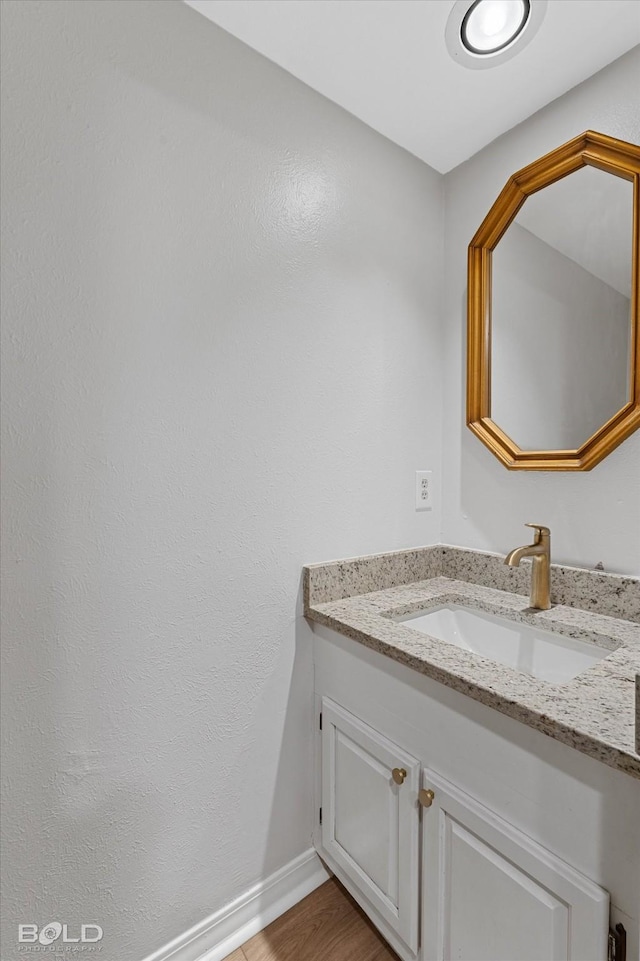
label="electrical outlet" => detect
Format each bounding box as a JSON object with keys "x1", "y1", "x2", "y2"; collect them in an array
[{"x1": 415, "y1": 471, "x2": 434, "y2": 511}]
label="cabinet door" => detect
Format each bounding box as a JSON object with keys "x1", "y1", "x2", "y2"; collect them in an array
[
  {"x1": 421, "y1": 768, "x2": 609, "y2": 961},
  {"x1": 321, "y1": 697, "x2": 420, "y2": 954}
]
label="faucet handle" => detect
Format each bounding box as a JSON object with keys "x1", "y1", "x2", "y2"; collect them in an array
[{"x1": 525, "y1": 523, "x2": 550, "y2": 541}]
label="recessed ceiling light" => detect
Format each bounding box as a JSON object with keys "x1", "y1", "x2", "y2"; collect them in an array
[{"x1": 445, "y1": 0, "x2": 547, "y2": 69}]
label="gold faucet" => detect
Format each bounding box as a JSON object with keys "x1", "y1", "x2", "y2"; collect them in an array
[{"x1": 504, "y1": 523, "x2": 551, "y2": 610}]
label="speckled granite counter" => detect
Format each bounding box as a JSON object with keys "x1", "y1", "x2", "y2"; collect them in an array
[{"x1": 304, "y1": 546, "x2": 640, "y2": 779}]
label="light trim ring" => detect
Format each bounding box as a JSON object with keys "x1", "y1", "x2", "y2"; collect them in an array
[{"x1": 446, "y1": 0, "x2": 547, "y2": 70}]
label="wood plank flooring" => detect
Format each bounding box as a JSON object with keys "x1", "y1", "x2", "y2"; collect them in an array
[{"x1": 225, "y1": 878, "x2": 399, "y2": 961}]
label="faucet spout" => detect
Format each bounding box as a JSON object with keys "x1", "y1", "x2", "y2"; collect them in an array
[
  {"x1": 504, "y1": 524, "x2": 551, "y2": 610},
  {"x1": 504, "y1": 543, "x2": 544, "y2": 567}
]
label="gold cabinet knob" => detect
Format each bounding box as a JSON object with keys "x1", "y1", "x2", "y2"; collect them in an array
[
  {"x1": 419, "y1": 788, "x2": 435, "y2": 808},
  {"x1": 392, "y1": 767, "x2": 407, "y2": 785}
]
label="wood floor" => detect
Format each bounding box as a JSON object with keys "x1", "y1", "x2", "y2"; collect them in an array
[{"x1": 224, "y1": 877, "x2": 399, "y2": 961}]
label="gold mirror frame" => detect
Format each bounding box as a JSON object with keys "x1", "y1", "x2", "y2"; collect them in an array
[{"x1": 467, "y1": 130, "x2": 640, "y2": 470}]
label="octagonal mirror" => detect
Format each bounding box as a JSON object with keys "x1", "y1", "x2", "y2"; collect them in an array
[{"x1": 467, "y1": 130, "x2": 640, "y2": 470}]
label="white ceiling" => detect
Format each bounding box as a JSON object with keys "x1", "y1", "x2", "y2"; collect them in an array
[{"x1": 184, "y1": 0, "x2": 640, "y2": 173}]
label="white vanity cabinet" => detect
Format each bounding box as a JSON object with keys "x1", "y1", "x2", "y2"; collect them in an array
[{"x1": 313, "y1": 624, "x2": 640, "y2": 961}]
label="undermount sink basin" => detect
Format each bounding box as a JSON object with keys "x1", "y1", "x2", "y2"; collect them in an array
[{"x1": 393, "y1": 604, "x2": 612, "y2": 684}]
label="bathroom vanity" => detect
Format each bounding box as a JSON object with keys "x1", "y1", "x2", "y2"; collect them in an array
[{"x1": 304, "y1": 546, "x2": 640, "y2": 961}]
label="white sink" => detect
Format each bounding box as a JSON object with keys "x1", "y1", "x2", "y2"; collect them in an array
[{"x1": 393, "y1": 604, "x2": 611, "y2": 684}]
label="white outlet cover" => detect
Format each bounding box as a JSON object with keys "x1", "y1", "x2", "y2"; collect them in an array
[{"x1": 415, "y1": 471, "x2": 433, "y2": 512}]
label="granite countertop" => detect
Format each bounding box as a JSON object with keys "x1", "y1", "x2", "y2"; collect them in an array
[{"x1": 304, "y1": 546, "x2": 640, "y2": 779}]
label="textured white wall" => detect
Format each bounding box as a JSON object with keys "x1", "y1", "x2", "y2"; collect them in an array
[
  {"x1": 0, "y1": 1, "x2": 443, "y2": 959},
  {"x1": 442, "y1": 49, "x2": 640, "y2": 575}
]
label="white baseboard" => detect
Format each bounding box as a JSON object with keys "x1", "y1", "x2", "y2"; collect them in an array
[{"x1": 141, "y1": 848, "x2": 331, "y2": 961}]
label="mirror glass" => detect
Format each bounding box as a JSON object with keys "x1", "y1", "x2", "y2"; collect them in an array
[{"x1": 491, "y1": 165, "x2": 633, "y2": 450}]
